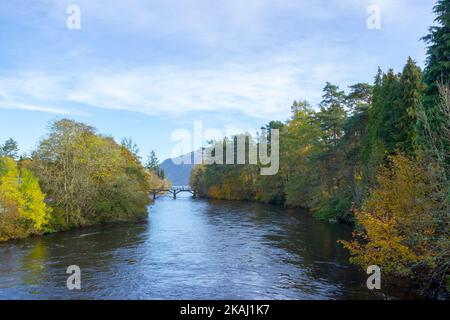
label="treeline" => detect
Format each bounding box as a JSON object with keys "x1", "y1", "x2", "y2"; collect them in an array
[
  {"x1": 191, "y1": 60, "x2": 441, "y2": 220},
  {"x1": 190, "y1": 0, "x2": 449, "y2": 296},
  {"x1": 0, "y1": 119, "x2": 169, "y2": 241}
]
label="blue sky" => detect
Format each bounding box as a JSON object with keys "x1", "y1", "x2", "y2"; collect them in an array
[{"x1": 0, "y1": 0, "x2": 436, "y2": 161}]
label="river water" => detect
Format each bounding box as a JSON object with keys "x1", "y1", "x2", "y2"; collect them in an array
[{"x1": 0, "y1": 194, "x2": 415, "y2": 299}]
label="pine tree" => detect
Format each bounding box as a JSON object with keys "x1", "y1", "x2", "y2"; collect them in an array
[
  {"x1": 421, "y1": 0, "x2": 450, "y2": 159},
  {"x1": 362, "y1": 68, "x2": 402, "y2": 186},
  {"x1": 0, "y1": 138, "x2": 19, "y2": 159},
  {"x1": 397, "y1": 57, "x2": 424, "y2": 154},
  {"x1": 316, "y1": 82, "x2": 347, "y2": 147},
  {"x1": 145, "y1": 150, "x2": 159, "y2": 174},
  {"x1": 346, "y1": 83, "x2": 373, "y2": 113},
  {"x1": 422, "y1": 0, "x2": 450, "y2": 102}
]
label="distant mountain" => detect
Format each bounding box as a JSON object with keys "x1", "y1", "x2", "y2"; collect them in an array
[{"x1": 160, "y1": 149, "x2": 204, "y2": 186}]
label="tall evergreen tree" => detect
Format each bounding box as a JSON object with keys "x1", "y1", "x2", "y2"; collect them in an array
[
  {"x1": 422, "y1": 0, "x2": 450, "y2": 102},
  {"x1": 362, "y1": 68, "x2": 402, "y2": 186},
  {"x1": 145, "y1": 150, "x2": 159, "y2": 174},
  {"x1": 316, "y1": 82, "x2": 347, "y2": 147},
  {"x1": 397, "y1": 57, "x2": 424, "y2": 154},
  {"x1": 421, "y1": 0, "x2": 450, "y2": 165}
]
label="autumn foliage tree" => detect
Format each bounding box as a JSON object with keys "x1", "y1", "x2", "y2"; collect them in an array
[
  {"x1": 30, "y1": 119, "x2": 154, "y2": 229},
  {"x1": 340, "y1": 155, "x2": 436, "y2": 274},
  {"x1": 0, "y1": 157, "x2": 51, "y2": 241}
]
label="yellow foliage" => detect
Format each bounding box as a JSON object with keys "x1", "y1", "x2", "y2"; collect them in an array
[
  {"x1": 19, "y1": 168, "x2": 51, "y2": 231},
  {"x1": 208, "y1": 185, "x2": 222, "y2": 199},
  {"x1": 340, "y1": 154, "x2": 437, "y2": 276},
  {"x1": 0, "y1": 157, "x2": 51, "y2": 241}
]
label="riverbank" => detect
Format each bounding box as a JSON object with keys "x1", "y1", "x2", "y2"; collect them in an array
[
  {"x1": 0, "y1": 195, "x2": 421, "y2": 299},
  {"x1": 0, "y1": 210, "x2": 152, "y2": 243}
]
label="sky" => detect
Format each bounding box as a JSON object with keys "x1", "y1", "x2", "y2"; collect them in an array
[{"x1": 0, "y1": 0, "x2": 437, "y2": 161}]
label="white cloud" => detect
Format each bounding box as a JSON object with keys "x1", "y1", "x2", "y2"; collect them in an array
[
  {"x1": 0, "y1": 101, "x2": 72, "y2": 115},
  {"x1": 0, "y1": 0, "x2": 433, "y2": 120},
  {"x1": 0, "y1": 73, "x2": 84, "y2": 116},
  {"x1": 0, "y1": 38, "x2": 374, "y2": 119}
]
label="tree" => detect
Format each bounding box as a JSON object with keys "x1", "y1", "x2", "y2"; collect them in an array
[
  {"x1": 361, "y1": 59, "x2": 424, "y2": 185},
  {"x1": 397, "y1": 57, "x2": 424, "y2": 154},
  {"x1": 0, "y1": 138, "x2": 19, "y2": 159},
  {"x1": 312, "y1": 83, "x2": 348, "y2": 218},
  {"x1": 283, "y1": 103, "x2": 324, "y2": 209},
  {"x1": 316, "y1": 82, "x2": 347, "y2": 147},
  {"x1": 417, "y1": 83, "x2": 450, "y2": 181},
  {"x1": 145, "y1": 150, "x2": 159, "y2": 174},
  {"x1": 341, "y1": 153, "x2": 449, "y2": 296},
  {"x1": 291, "y1": 100, "x2": 312, "y2": 116},
  {"x1": 421, "y1": 0, "x2": 450, "y2": 166},
  {"x1": 0, "y1": 157, "x2": 50, "y2": 241},
  {"x1": 328, "y1": 82, "x2": 374, "y2": 213},
  {"x1": 362, "y1": 68, "x2": 402, "y2": 186},
  {"x1": 31, "y1": 119, "x2": 151, "y2": 227},
  {"x1": 422, "y1": 0, "x2": 450, "y2": 104},
  {"x1": 19, "y1": 167, "x2": 50, "y2": 231},
  {"x1": 341, "y1": 155, "x2": 436, "y2": 275},
  {"x1": 346, "y1": 83, "x2": 373, "y2": 112},
  {"x1": 31, "y1": 120, "x2": 98, "y2": 226}
]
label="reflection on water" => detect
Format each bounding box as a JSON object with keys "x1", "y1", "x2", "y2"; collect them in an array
[{"x1": 0, "y1": 195, "x2": 416, "y2": 299}]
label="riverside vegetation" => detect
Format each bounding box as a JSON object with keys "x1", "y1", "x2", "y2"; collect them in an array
[
  {"x1": 190, "y1": 0, "x2": 449, "y2": 297},
  {"x1": 0, "y1": 119, "x2": 170, "y2": 241},
  {"x1": 0, "y1": 0, "x2": 448, "y2": 299}
]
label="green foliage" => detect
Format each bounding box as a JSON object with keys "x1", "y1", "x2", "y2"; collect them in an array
[
  {"x1": 1, "y1": 120, "x2": 165, "y2": 240},
  {"x1": 421, "y1": 0, "x2": 450, "y2": 165},
  {"x1": 422, "y1": 0, "x2": 450, "y2": 103},
  {"x1": 399, "y1": 57, "x2": 424, "y2": 153},
  {"x1": 0, "y1": 138, "x2": 19, "y2": 159},
  {"x1": 191, "y1": 82, "x2": 361, "y2": 221},
  {"x1": 31, "y1": 119, "x2": 152, "y2": 228},
  {"x1": 362, "y1": 59, "x2": 424, "y2": 187},
  {"x1": 145, "y1": 150, "x2": 166, "y2": 179},
  {"x1": 146, "y1": 150, "x2": 159, "y2": 172}
]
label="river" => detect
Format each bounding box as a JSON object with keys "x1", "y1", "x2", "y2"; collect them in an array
[{"x1": 0, "y1": 194, "x2": 416, "y2": 299}]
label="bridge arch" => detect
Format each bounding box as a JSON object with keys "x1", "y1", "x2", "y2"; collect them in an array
[{"x1": 150, "y1": 186, "x2": 197, "y2": 200}]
